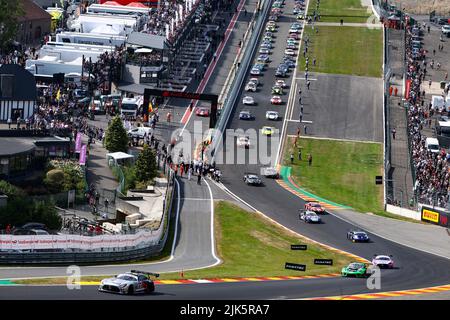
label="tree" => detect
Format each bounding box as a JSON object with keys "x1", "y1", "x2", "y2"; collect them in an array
[
  {"x1": 44, "y1": 169, "x2": 65, "y2": 193},
  {"x1": 0, "y1": 180, "x2": 25, "y2": 198},
  {"x1": 134, "y1": 144, "x2": 157, "y2": 184},
  {"x1": 0, "y1": 1, "x2": 24, "y2": 51},
  {"x1": 104, "y1": 116, "x2": 129, "y2": 153}
]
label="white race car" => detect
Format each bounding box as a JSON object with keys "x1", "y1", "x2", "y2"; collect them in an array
[
  {"x1": 237, "y1": 135, "x2": 250, "y2": 148},
  {"x1": 99, "y1": 270, "x2": 158, "y2": 295},
  {"x1": 243, "y1": 96, "x2": 255, "y2": 105},
  {"x1": 372, "y1": 255, "x2": 395, "y2": 269},
  {"x1": 266, "y1": 111, "x2": 279, "y2": 120}
]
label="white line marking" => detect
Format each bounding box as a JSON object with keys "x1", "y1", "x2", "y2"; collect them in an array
[
  {"x1": 295, "y1": 77, "x2": 318, "y2": 81},
  {"x1": 191, "y1": 279, "x2": 214, "y2": 283},
  {"x1": 203, "y1": 177, "x2": 222, "y2": 267},
  {"x1": 169, "y1": 178, "x2": 182, "y2": 260},
  {"x1": 288, "y1": 120, "x2": 313, "y2": 123}
]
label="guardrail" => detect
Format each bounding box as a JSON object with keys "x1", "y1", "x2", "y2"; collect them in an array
[
  {"x1": 210, "y1": 0, "x2": 271, "y2": 162},
  {"x1": 0, "y1": 171, "x2": 176, "y2": 265}
]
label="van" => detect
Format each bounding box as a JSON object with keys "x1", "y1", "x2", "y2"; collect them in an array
[
  {"x1": 128, "y1": 126, "x2": 152, "y2": 139},
  {"x1": 425, "y1": 137, "x2": 440, "y2": 153}
]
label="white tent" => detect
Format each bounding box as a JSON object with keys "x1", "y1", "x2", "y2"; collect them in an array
[{"x1": 90, "y1": 24, "x2": 124, "y2": 35}]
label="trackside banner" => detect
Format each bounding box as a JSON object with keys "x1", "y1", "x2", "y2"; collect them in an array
[
  {"x1": 421, "y1": 206, "x2": 449, "y2": 227},
  {"x1": 0, "y1": 230, "x2": 162, "y2": 251}
]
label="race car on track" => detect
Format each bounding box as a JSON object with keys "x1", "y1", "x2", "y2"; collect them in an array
[
  {"x1": 341, "y1": 263, "x2": 370, "y2": 278},
  {"x1": 266, "y1": 110, "x2": 279, "y2": 120},
  {"x1": 372, "y1": 255, "x2": 394, "y2": 269},
  {"x1": 299, "y1": 210, "x2": 321, "y2": 223},
  {"x1": 195, "y1": 107, "x2": 209, "y2": 117},
  {"x1": 285, "y1": 49, "x2": 296, "y2": 56},
  {"x1": 261, "y1": 126, "x2": 276, "y2": 136},
  {"x1": 261, "y1": 167, "x2": 279, "y2": 178},
  {"x1": 275, "y1": 79, "x2": 287, "y2": 88},
  {"x1": 272, "y1": 85, "x2": 283, "y2": 95},
  {"x1": 270, "y1": 95, "x2": 282, "y2": 104},
  {"x1": 239, "y1": 110, "x2": 253, "y2": 120},
  {"x1": 243, "y1": 174, "x2": 262, "y2": 185},
  {"x1": 347, "y1": 230, "x2": 370, "y2": 242},
  {"x1": 243, "y1": 96, "x2": 255, "y2": 105},
  {"x1": 99, "y1": 270, "x2": 159, "y2": 295},
  {"x1": 237, "y1": 135, "x2": 250, "y2": 148},
  {"x1": 304, "y1": 202, "x2": 325, "y2": 213}
]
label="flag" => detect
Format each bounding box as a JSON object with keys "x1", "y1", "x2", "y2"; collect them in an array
[
  {"x1": 56, "y1": 89, "x2": 61, "y2": 101},
  {"x1": 148, "y1": 101, "x2": 153, "y2": 114}
]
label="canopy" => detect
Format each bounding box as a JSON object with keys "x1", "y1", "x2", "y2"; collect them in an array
[
  {"x1": 102, "y1": 1, "x2": 122, "y2": 5},
  {"x1": 107, "y1": 152, "x2": 135, "y2": 161},
  {"x1": 135, "y1": 48, "x2": 153, "y2": 53},
  {"x1": 90, "y1": 24, "x2": 123, "y2": 35}
]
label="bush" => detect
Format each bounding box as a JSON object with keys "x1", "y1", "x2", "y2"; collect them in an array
[
  {"x1": 0, "y1": 180, "x2": 25, "y2": 198},
  {"x1": 44, "y1": 169, "x2": 65, "y2": 192}
]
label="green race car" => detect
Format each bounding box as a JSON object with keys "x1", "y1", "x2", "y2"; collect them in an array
[
  {"x1": 272, "y1": 85, "x2": 283, "y2": 95},
  {"x1": 341, "y1": 262, "x2": 370, "y2": 278}
]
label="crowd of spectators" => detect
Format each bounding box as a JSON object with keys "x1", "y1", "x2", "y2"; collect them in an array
[{"x1": 404, "y1": 23, "x2": 450, "y2": 208}]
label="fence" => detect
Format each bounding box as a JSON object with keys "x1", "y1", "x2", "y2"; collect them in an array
[{"x1": 0, "y1": 170, "x2": 176, "y2": 264}]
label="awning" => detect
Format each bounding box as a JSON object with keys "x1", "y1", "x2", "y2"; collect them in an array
[
  {"x1": 127, "y1": 2, "x2": 147, "y2": 7},
  {"x1": 102, "y1": 1, "x2": 122, "y2": 5},
  {"x1": 107, "y1": 152, "x2": 135, "y2": 161},
  {"x1": 127, "y1": 32, "x2": 169, "y2": 50},
  {"x1": 135, "y1": 48, "x2": 153, "y2": 53}
]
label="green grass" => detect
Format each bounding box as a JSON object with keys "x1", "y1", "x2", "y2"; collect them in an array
[
  {"x1": 308, "y1": 0, "x2": 372, "y2": 23},
  {"x1": 285, "y1": 137, "x2": 385, "y2": 216},
  {"x1": 299, "y1": 26, "x2": 383, "y2": 78},
  {"x1": 15, "y1": 201, "x2": 354, "y2": 285}
]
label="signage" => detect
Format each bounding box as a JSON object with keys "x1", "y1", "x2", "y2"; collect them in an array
[
  {"x1": 285, "y1": 262, "x2": 306, "y2": 271},
  {"x1": 75, "y1": 132, "x2": 82, "y2": 153},
  {"x1": 375, "y1": 176, "x2": 383, "y2": 185},
  {"x1": 291, "y1": 244, "x2": 307, "y2": 250},
  {"x1": 79, "y1": 144, "x2": 87, "y2": 166},
  {"x1": 314, "y1": 259, "x2": 333, "y2": 266},
  {"x1": 421, "y1": 208, "x2": 439, "y2": 224}
]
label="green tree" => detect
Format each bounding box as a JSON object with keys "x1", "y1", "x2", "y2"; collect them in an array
[
  {"x1": 134, "y1": 144, "x2": 157, "y2": 184},
  {"x1": 0, "y1": 1, "x2": 24, "y2": 51},
  {"x1": 104, "y1": 116, "x2": 129, "y2": 153},
  {"x1": 0, "y1": 180, "x2": 25, "y2": 198}
]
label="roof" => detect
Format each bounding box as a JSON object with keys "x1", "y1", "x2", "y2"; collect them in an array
[
  {"x1": 126, "y1": 32, "x2": 169, "y2": 50},
  {"x1": 107, "y1": 152, "x2": 135, "y2": 160},
  {"x1": 0, "y1": 138, "x2": 36, "y2": 156},
  {"x1": 18, "y1": 0, "x2": 52, "y2": 22},
  {"x1": 0, "y1": 64, "x2": 37, "y2": 101}
]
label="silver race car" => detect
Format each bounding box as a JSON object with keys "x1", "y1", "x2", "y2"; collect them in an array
[{"x1": 99, "y1": 270, "x2": 159, "y2": 295}]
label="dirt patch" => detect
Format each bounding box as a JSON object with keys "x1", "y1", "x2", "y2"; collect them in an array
[
  {"x1": 250, "y1": 230, "x2": 289, "y2": 250},
  {"x1": 390, "y1": 0, "x2": 449, "y2": 15}
]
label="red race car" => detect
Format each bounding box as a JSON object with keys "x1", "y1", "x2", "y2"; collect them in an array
[
  {"x1": 270, "y1": 95, "x2": 282, "y2": 104},
  {"x1": 196, "y1": 107, "x2": 210, "y2": 117},
  {"x1": 304, "y1": 202, "x2": 325, "y2": 213}
]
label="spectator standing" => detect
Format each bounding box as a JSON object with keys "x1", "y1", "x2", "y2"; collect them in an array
[{"x1": 308, "y1": 154, "x2": 312, "y2": 166}]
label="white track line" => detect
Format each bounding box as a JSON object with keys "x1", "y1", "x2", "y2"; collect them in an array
[{"x1": 203, "y1": 177, "x2": 222, "y2": 267}]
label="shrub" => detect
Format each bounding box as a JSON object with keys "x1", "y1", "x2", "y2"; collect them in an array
[
  {"x1": 0, "y1": 180, "x2": 25, "y2": 198},
  {"x1": 44, "y1": 169, "x2": 65, "y2": 192}
]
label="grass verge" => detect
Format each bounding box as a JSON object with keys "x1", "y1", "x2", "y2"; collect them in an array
[
  {"x1": 284, "y1": 137, "x2": 422, "y2": 223},
  {"x1": 15, "y1": 201, "x2": 354, "y2": 285},
  {"x1": 308, "y1": 0, "x2": 372, "y2": 23},
  {"x1": 299, "y1": 26, "x2": 382, "y2": 78}
]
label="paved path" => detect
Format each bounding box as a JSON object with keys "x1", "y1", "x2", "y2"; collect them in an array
[{"x1": 331, "y1": 208, "x2": 450, "y2": 259}]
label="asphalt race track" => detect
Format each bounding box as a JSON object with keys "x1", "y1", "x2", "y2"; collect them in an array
[{"x1": 1, "y1": 0, "x2": 450, "y2": 300}]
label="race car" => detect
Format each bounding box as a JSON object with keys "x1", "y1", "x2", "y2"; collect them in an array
[
  {"x1": 285, "y1": 49, "x2": 296, "y2": 56},
  {"x1": 299, "y1": 210, "x2": 321, "y2": 223},
  {"x1": 195, "y1": 107, "x2": 209, "y2": 117},
  {"x1": 243, "y1": 96, "x2": 255, "y2": 105},
  {"x1": 266, "y1": 110, "x2": 279, "y2": 120},
  {"x1": 272, "y1": 85, "x2": 283, "y2": 95},
  {"x1": 304, "y1": 202, "x2": 325, "y2": 214},
  {"x1": 250, "y1": 66, "x2": 261, "y2": 75},
  {"x1": 372, "y1": 255, "x2": 394, "y2": 269},
  {"x1": 99, "y1": 270, "x2": 159, "y2": 295},
  {"x1": 270, "y1": 95, "x2": 282, "y2": 104},
  {"x1": 261, "y1": 126, "x2": 276, "y2": 136},
  {"x1": 237, "y1": 135, "x2": 250, "y2": 148},
  {"x1": 243, "y1": 174, "x2": 262, "y2": 185},
  {"x1": 275, "y1": 79, "x2": 287, "y2": 88},
  {"x1": 261, "y1": 167, "x2": 279, "y2": 178},
  {"x1": 347, "y1": 230, "x2": 370, "y2": 242},
  {"x1": 245, "y1": 81, "x2": 257, "y2": 92},
  {"x1": 239, "y1": 110, "x2": 253, "y2": 120},
  {"x1": 341, "y1": 263, "x2": 370, "y2": 278}
]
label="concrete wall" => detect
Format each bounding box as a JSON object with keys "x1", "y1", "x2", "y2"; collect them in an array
[{"x1": 386, "y1": 204, "x2": 421, "y2": 220}]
